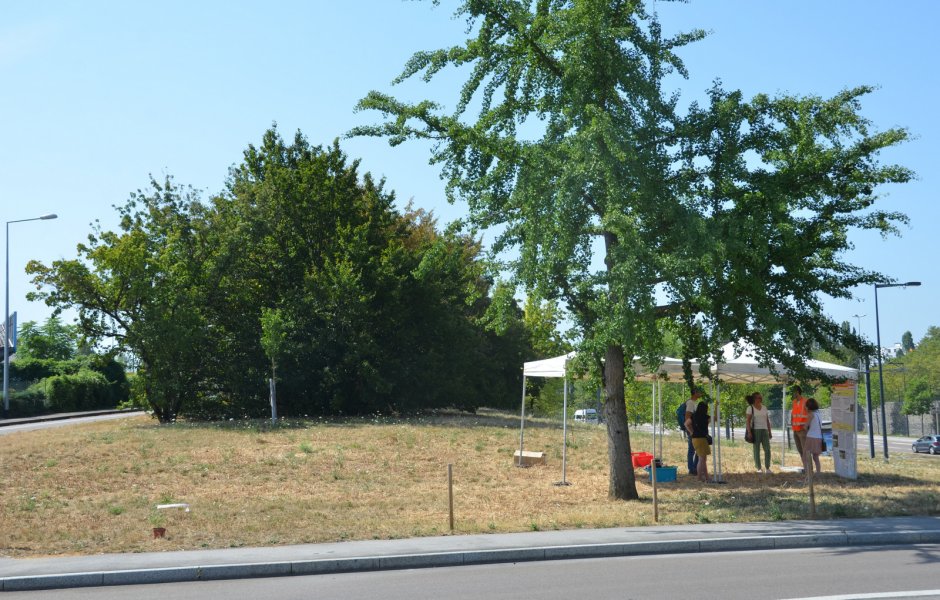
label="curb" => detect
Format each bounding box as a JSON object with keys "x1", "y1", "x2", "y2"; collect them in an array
[{"x1": 4, "y1": 529, "x2": 940, "y2": 591}]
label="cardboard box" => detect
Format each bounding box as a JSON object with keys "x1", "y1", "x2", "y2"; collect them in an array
[{"x1": 513, "y1": 450, "x2": 547, "y2": 466}]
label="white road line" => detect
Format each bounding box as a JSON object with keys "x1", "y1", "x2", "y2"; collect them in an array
[{"x1": 782, "y1": 590, "x2": 940, "y2": 600}]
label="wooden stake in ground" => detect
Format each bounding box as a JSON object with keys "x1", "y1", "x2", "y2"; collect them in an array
[{"x1": 448, "y1": 463, "x2": 454, "y2": 532}]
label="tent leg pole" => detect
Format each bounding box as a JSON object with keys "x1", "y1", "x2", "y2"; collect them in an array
[
  {"x1": 652, "y1": 379, "x2": 658, "y2": 522},
  {"x1": 560, "y1": 377, "x2": 569, "y2": 484},
  {"x1": 518, "y1": 377, "x2": 527, "y2": 467},
  {"x1": 658, "y1": 381, "x2": 663, "y2": 458},
  {"x1": 713, "y1": 383, "x2": 720, "y2": 483}
]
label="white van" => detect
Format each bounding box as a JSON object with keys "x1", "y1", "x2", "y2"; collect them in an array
[{"x1": 574, "y1": 409, "x2": 599, "y2": 424}]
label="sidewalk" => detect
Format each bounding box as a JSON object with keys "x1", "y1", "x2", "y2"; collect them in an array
[{"x1": 3, "y1": 516, "x2": 939, "y2": 591}]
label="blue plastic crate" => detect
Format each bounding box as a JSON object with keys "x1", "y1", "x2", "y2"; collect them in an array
[{"x1": 644, "y1": 465, "x2": 677, "y2": 482}]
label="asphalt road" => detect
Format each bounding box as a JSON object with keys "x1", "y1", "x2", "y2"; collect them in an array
[
  {"x1": 6, "y1": 545, "x2": 938, "y2": 600},
  {"x1": 0, "y1": 411, "x2": 146, "y2": 436}
]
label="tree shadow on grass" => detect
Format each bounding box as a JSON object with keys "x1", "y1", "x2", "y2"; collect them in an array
[{"x1": 645, "y1": 470, "x2": 940, "y2": 523}]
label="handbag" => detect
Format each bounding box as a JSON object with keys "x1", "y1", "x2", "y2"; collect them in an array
[{"x1": 816, "y1": 413, "x2": 826, "y2": 452}]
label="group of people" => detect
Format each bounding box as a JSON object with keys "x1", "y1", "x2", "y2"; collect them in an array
[
  {"x1": 682, "y1": 385, "x2": 826, "y2": 482},
  {"x1": 789, "y1": 386, "x2": 827, "y2": 480}
]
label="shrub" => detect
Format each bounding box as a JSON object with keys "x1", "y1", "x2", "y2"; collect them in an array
[
  {"x1": 9, "y1": 357, "x2": 59, "y2": 383},
  {"x1": 44, "y1": 369, "x2": 113, "y2": 412},
  {"x1": 8, "y1": 388, "x2": 47, "y2": 417}
]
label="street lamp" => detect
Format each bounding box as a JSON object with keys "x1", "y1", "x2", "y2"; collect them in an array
[
  {"x1": 3, "y1": 214, "x2": 58, "y2": 418},
  {"x1": 874, "y1": 281, "x2": 921, "y2": 460}
]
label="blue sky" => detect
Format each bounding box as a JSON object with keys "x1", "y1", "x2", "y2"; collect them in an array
[{"x1": 1, "y1": 1, "x2": 936, "y2": 352}]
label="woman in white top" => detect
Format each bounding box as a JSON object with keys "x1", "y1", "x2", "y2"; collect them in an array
[
  {"x1": 802, "y1": 397, "x2": 824, "y2": 476},
  {"x1": 746, "y1": 392, "x2": 773, "y2": 473}
]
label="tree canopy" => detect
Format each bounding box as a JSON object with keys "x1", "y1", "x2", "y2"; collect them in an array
[
  {"x1": 900, "y1": 327, "x2": 940, "y2": 417},
  {"x1": 15, "y1": 316, "x2": 80, "y2": 361},
  {"x1": 28, "y1": 128, "x2": 535, "y2": 422},
  {"x1": 354, "y1": 0, "x2": 912, "y2": 499}
]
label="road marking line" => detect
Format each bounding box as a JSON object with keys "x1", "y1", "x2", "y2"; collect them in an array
[{"x1": 782, "y1": 590, "x2": 940, "y2": 600}]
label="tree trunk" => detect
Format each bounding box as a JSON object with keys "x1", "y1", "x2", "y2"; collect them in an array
[{"x1": 603, "y1": 344, "x2": 639, "y2": 500}]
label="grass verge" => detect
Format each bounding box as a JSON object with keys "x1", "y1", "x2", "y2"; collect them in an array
[{"x1": 1, "y1": 410, "x2": 938, "y2": 557}]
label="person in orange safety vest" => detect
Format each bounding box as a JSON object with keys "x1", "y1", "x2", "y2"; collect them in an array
[{"x1": 790, "y1": 385, "x2": 809, "y2": 460}]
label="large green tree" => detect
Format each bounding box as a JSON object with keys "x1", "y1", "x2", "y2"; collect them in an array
[
  {"x1": 902, "y1": 327, "x2": 940, "y2": 419},
  {"x1": 354, "y1": 1, "x2": 911, "y2": 499},
  {"x1": 28, "y1": 177, "x2": 213, "y2": 422},
  {"x1": 16, "y1": 316, "x2": 80, "y2": 361},
  {"x1": 29, "y1": 129, "x2": 533, "y2": 421},
  {"x1": 209, "y1": 129, "x2": 530, "y2": 417}
]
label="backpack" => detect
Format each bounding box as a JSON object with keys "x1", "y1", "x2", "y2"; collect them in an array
[{"x1": 676, "y1": 402, "x2": 687, "y2": 430}]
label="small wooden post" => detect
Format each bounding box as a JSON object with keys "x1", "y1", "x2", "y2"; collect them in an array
[{"x1": 448, "y1": 464, "x2": 454, "y2": 532}]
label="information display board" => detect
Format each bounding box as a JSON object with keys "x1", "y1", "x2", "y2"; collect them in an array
[{"x1": 830, "y1": 382, "x2": 858, "y2": 479}]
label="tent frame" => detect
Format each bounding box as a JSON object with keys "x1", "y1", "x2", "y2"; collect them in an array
[{"x1": 519, "y1": 343, "x2": 858, "y2": 485}]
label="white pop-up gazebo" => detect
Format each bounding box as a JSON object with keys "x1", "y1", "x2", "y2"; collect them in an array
[
  {"x1": 516, "y1": 352, "x2": 576, "y2": 480},
  {"x1": 517, "y1": 353, "x2": 685, "y2": 483},
  {"x1": 709, "y1": 341, "x2": 859, "y2": 479},
  {"x1": 518, "y1": 342, "x2": 859, "y2": 487}
]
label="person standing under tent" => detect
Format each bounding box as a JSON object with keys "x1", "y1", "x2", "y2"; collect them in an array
[
  {"x1": 790, "y1": 385, "x2": 809, "y2": 461},
  {"x1": 746, "y1": 392, "x2": 773, "y2": 473},
  {"x1": 684, "y1": 387, "x2": 704, "y2": 475},
  {"x1": 802, "y1": 398, "x2": 824, "y2": 479},
  {"x1": 686, "y1": 399, "x2": 711, "y2": 483}
]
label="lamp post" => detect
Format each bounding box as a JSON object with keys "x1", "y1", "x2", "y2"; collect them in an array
[
  {"x1": 874, "y1": 281, "x2": 921, "y2": 460},
  {"x1": 3, "y1": 214, "x2": 58, "y2": 418}
]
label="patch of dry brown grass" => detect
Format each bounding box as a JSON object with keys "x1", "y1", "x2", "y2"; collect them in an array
[{"x1": 1, "y1": 410, "x2": 938, "y2": 558}]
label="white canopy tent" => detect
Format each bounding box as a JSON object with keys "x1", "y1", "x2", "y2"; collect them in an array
[
  {"x1": 518, "y1": 353, "x2": 576, "y2": 483},
  {"x1": 519, "y1": 342, "x2": 858, "y2": 485},
  {"x1": 709, "y1": 341, "x2": 859, "y2": 479},
  {"x1": 518, "y1": 353, "x2": 685, "y2": 485},
  {"x1": 714, "y1": 341, "x2": 859, "y2": 384}
]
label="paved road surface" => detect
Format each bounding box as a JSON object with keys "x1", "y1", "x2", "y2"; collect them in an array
[
  {"x1": 0, "y1": 411, "x2": 146, "y2": 435},
  {"x1": 5, "y1": 545, "x2": 938, "y2": 600}
]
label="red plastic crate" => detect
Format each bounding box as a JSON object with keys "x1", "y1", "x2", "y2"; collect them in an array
[{"x1": 631, "y1": 452, "x2": 653, "y2": 468}]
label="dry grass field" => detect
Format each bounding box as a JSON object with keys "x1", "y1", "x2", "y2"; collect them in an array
[{"x1": 2, "y1": 410, "x2": 938, "y2": 558}]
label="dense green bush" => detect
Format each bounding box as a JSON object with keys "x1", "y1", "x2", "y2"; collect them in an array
[
  {"x1": 8, "y1": 388, "x2": 47, "y2": 418},
  {"x1": 9, "y1": 357, "x2": 60, "y2": 382},
  {"x1": 118, "y1": 372, "x2": 149, "y2": 411},
  {"x1": 44, "y1": 369, "x2": 113, "y2": 412},
  {"x1": 8, "y1": 316, "x2": 130, "y2": 415}
]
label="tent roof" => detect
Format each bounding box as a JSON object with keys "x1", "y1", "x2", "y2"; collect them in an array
[
  {"x1": 714, "y1": 341, "x2": 857, "y2": 384},
  {"x1": 522, "y1": 353, "x2": 685, "y2": 381},
  {"x1": 522, "y1": 353, "x2": 575, "y2": 378},
  {"x1": 523, "y1": 341, "x2": 857, "y2": 384}
]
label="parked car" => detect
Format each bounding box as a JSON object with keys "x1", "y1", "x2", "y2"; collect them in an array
[
  {"x1": 574, "y1": 409, "x2": 599, "y2": 424},
  {"x1": 911, "y1": 435, "x2": 940, "y2": 454}
]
